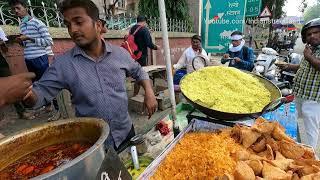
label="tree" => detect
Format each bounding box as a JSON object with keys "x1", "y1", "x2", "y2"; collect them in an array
[
  {"x1": 304, "y1": 4, "x2": 320, "y2": 23},
  {"x1": 138, "y1": 0, "x2": 190, "y2": 21}
]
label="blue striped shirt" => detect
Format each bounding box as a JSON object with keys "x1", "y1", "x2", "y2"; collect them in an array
[
  {"x1": 20, "y1": 18, "x2": 53, "y2": 59},
  {"x1": 32, "y1": 42, "x2": 149, "y2": 147}
]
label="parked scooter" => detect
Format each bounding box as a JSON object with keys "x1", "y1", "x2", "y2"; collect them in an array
[
  {"x1": 278, "y1": 49, "x2": 302, "y2": 85},
  {"x1": 253, "y1": 48, "x2": 301, "y2": 96}
]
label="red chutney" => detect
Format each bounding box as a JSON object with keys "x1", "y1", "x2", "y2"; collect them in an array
[{"x1": 0, "y1": 142, "x2": 92, "y2": 180}]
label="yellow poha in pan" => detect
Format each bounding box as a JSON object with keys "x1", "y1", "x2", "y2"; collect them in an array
[{"x1": 180, "y1": 66, "x2": 271, "y2": 113}]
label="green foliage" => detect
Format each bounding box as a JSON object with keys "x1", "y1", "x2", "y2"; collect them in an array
[
  {"x1": 304, "y1": 4, "x2": 320, "y2": 23},
  {"x1": 261, "y1": 0, "x2": 286, "y2": 19},
  {"x1": 138, "y1": 0, "x2": 190, "y2": 20},
  {"x1": 138, "y1": 0, "x2": 192, "y2": 31}
]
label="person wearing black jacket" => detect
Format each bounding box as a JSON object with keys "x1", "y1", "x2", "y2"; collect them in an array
[{"x1": 130, "y1": 15, "x2": 159, "y2": 96}]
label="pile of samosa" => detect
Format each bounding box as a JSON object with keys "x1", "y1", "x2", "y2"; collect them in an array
[{"x1": 219, "y1": 117, "x2": 320, "y2": 180}]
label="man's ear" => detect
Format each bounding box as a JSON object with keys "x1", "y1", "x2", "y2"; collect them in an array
[{"x1": 95, "y1": 19, "x2": 103, "y2": 32}]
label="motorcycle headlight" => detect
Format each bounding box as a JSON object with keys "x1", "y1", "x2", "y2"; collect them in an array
[{"x1": 256, "y1": 65, "x2": 265, "y2": 73}]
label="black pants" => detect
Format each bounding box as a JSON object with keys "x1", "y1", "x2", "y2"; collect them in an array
[{"x1": 137, "y1": 54, "x2": 148, "y2": 67}]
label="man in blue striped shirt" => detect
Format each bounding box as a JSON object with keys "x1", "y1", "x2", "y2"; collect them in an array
[{"x1": 10, "y1": 0, "x2": 53, "y2": 81}]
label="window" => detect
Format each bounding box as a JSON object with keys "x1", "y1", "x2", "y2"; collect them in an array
[{"x1": 118, "y1": 0, "x2": 126, "y2": 8}]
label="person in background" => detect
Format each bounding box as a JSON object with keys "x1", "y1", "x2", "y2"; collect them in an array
[
  {"x1": 131, "y1": 15, "x2": 159, "y2": 96},
  {"x1": 276, "y1": 18, "x2": 320, "y2": 149},
  {"x1": 23, "y1": 0, "x2": 157, "y2": 151},
  {"x1": 9, "y1": 0, "x2": 54, "y2": 119},
  {"x1": 290, "y1": 31, "x2": 298, "y2": 49},
  {"x1": 9, "y1": 0, "x2": 53, "y2": 81},
  {"x1": 272, "y1": 32, "x2": 280, "y2": 50},
  {"x1": 221, "y1": 31, "x2": 254, "y2": 71},
  {"x1": 173, "y1": 35, "x2": 209, "y2": 73}
]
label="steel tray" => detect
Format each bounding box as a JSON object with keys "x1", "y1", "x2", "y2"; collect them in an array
[
  {"x1": 138, "y1": 119, "x2": 233, "y2": 179},
  {"x1": 138, "y1": 119, "x2": 317, "y2": 179}
]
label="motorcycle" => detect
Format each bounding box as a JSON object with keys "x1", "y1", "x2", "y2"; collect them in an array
[
  {"x1": 253, "y1": 48, "x2": 302, "y2": 96},
  {"x1": 279, "y1": 49, "x2": 302, "y2": 85}
]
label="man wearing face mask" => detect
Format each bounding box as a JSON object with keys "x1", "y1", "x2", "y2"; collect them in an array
[
  {"x1": 9, "y1": 0, "x2": 53, "y2": 81},
  {"x1": 9, "y1": 0, "x2": 54, "y2": 119},
  {"x1": 221, "y1": 31, "x2": 254, "y2": 71},
  {"x1": 173, "y1": 35, "x2": 209, "y2": 73},
  {"x1": 276, "y1": 18, "x2": 320, "y2": 149}
]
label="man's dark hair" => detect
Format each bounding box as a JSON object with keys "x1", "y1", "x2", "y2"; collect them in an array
[
  {"x1": 191, "y1": 35, "x2": 201, "y2": 42},
  {"x1": 59, "y1": 0, "x2": 99, "y2": 21},
  {"x1": 8, "y1": 0, "x2": 27, "y2": 7},
  {"x1": 137, "y1": 15, "x2": 147, "y2": 23},
  {"x1": 231, "y1": 31, "x2": 243, "y2": 36}
]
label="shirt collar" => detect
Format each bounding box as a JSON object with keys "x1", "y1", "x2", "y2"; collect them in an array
[
  {"x1": 72, "y1": 40, "x2": 113, "y2": 58},
  {"x1": 21, "y1": 16, "x2": 33, "y2": 25}
]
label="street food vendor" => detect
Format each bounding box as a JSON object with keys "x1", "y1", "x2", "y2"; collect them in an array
[
  {"x1": 22, "y1": 0, "x2": 158, "y2": 151},
  {"x1": 221, "y1": 31, "x2": 254, "y2": 71},
  {"x1": 173, "y1": 35, "x2": 209, "y2": 73}
]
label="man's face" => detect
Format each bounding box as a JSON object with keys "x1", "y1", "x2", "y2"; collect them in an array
[
  {"x1": 232, "y1": 40, "x2": 241, "y2": 47},
  {"x1": 305, "y1": 27, "x2": 320, "y2": 47},
  {"x1": 63, "y1": 7, "x2": 102, "y2": 48},
  {"x1": 191, "y1": 39, "x2": 201, "y2": 51},
  {"x1": 11, "y1": 4, "x2": 28, "y2": 18}
]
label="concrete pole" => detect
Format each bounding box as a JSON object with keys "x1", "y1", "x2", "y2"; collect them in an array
[
  {"x1": 198, "y1": 0, "x2": 202, "y2": 35},
  {"x1": 157, "y1": 0, "x2": 177, "y2": 123}
]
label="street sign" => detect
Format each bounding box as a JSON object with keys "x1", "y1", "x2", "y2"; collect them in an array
[
  {"x1": 259, "y1": 6, "x2": 272, "y2": 17},
  {"x1": 245, "y1": 0, "x2": 262, "y2": 17},
  {"x1": 201, "y1": 0, "x2": 246, "y2": 53}
]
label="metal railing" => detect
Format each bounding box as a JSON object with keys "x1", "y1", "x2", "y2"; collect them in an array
[
  {"x1": 105, "y1": 15, "x2": 192, "y2": 32},
  {"x1": 0, "y1": 1, "x2": 62, "y2": 27},
  {"x1": 0, "y1": 1, "x2": 193, "y2": 32}
]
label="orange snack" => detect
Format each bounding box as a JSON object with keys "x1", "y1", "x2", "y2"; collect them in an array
[{"x1": 151, "y1": 131, "x2": 244, "y2": 179}]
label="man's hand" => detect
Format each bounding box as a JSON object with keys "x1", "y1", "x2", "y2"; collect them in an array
[
  {"x1": 144, "y1": 92, "x2": 158, "y2": 119},
  {"x1": 304, "y1": 45, "x2": 313, "y2": 62},
  {"x1": 23, "y1": 88, "x2": 38, "y2": 107},
  {"x1": 223, "y1": 54, "x2": 230, "y2": 59},
  {"x1": 16, "y1": 35, "x2": 30, "y2": 43},
  {"x1": 275, "y1": 62, "x2": 290, "y2": 71},
  {"x1": 234, "y1": 57, "x2": 241, "y2": 63},
  {"x1": 0, "y1": 73, "x2": 35, "y2": 107}
]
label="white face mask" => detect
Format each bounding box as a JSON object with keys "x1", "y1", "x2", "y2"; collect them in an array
[{"x1": 229, "y1": 39, "x2": 245, "y2": 52}]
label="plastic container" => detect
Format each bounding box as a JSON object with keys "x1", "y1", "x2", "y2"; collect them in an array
[
  {"x1": 173, "y1": 69, "x2": 187, "y2": 85},
  {"x1": 130, "y1": 135, "x2": 148, "y2": 155},
  {"x1": 275, "y1": 106, "x2": 286, "y2": 126},
  {"x1": 286, "y1": 107, "x2": 298, "y2": 140}
]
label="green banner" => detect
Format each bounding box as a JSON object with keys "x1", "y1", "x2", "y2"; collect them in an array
[
  {"x1": 246, "y1": 0, "x2": 262, "y2": 17},
  {"x1": 201, "y1": 0, "x2": 246, "y2": 53}
]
